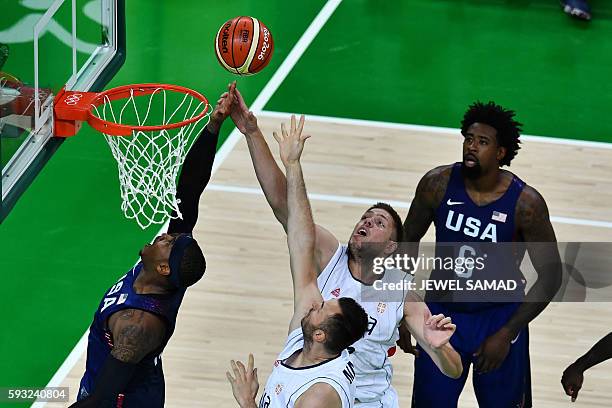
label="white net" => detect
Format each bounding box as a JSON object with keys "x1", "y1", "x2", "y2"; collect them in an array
[{"x1": 92, "y1": 87, "x2": 210, "y2": 229}]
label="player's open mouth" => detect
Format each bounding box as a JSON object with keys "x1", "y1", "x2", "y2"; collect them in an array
[
  {"x1": 464, "y1": 155, "x2": 478, "y2": 167},
  {"x1": 357, "y1": 228, "x2": 368, "y2": 237}
]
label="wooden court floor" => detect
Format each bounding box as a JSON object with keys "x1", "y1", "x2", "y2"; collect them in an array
[{"x1": 50, "y1": 113, "x2": 612, "y2": 407}]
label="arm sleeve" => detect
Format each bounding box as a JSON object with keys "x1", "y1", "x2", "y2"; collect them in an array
[
  {"x1": 167, "y1": 125, "x2": 220, "y2": 234},
  {"x1": 69, "y1": 356, "x2": 137, "y2": 408}
]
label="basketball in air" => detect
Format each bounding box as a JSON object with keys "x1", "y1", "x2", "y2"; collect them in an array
[{"x1": 214, "y1": 16, "x2": 274, "y2": 76}]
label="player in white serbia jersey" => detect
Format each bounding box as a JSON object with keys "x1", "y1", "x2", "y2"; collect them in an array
[
  {"x1": 317, "y1": 245, "x2": 412, "y2": 404},
  {"x1": 229, "y1": 89, "x2": 463, "y2": 407},
  {"x1": 227, "y1": 115, "x2": 368, "y2": 408}
]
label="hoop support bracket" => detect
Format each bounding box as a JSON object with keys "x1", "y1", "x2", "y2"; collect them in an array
[{"x1": 54, "y1": 88, "x2": 98, "y2": 137}]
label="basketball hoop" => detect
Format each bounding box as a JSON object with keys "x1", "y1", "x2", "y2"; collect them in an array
[{"x1": 54, "y1": 84, "x2": 211, "y2": 229}]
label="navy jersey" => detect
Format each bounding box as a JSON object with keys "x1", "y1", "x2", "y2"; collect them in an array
[
  {"x1": 413, "y1": 163, "x2": 533, "y2": 407},
  {"x1": 78, "y1": 262, "x2": 186, "y2": 405},
  {"x1": 430, "y1": 162, "x2": 527, "y2": 310},
  {"x1": 435, "y1": 162, "x2": 524, "y2": 243}
]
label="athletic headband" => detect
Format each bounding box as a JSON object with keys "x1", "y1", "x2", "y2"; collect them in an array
[{"x1": 168, "y1": 234, "x2": 195, "y2": 288}]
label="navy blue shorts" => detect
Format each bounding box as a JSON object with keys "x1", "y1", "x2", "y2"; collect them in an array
[{"x1": 411, "y1": 302, "x2": 532, "y2": 408}]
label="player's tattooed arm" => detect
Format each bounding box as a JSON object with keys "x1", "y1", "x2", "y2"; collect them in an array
[
  {"x1": 68, "y1": 310, "x2": 167, "y2": 407},
  {"x1": 403, "y1": 165, "x2": 451, "y2": 242},
  {"x1": 110, "y1": 308, "x2": 167, "y2": 363},
  {"x1": 504, "y1": 185, "x2": 562, "y2": 337},
  {"x1": 473, "y1": 187, "x2": 562, "y2": 375}
]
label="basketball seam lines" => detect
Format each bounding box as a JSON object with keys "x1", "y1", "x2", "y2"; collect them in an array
[{"x1": 230, "y1": 17, "x2": 242, "y2": 76}]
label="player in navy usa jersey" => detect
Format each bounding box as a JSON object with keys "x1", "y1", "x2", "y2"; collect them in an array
[
  {"x1": 70, "y1": 84, "x2": 237, "y2": 408},
  {"x1": 400, "y1": 101, "x2": 562, "y2": 408}
]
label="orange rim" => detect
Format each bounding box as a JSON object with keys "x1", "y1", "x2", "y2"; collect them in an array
[{"x1": 87, "y1": 83, "x2": 210, "y2": 136}]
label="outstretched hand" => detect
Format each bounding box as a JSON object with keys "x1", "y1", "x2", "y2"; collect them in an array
[
  {"x1": 207, "y1": 81, "x2": 236, "y2": 134},
  {"x1": 273, "y1": 114, "x2": 310, "y2": 167},
  {"x1": 423, "y1": 309, "x2": 456, "y2": 350},
  {"x1": 226, "y1": 354, "x2": 259, "y2": 408},
  {"x1": 230, "y1": 86, "x2": 258, "y2": 135}
]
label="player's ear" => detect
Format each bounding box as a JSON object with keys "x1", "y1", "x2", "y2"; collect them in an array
[
  {"x1": 313, "y1": 328, "x2": 326, "y2": 344},
  {"x1": 384, "y1": 240, "x2": 398, "y2": 256},
  {"x1": 157, "y1": 262, "x2": 171, "y2": 276},
  {"x1": 496, "y1": 146, "x2": 507, "y2": 163}
]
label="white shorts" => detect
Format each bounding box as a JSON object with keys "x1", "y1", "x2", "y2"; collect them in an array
[{"x1": 355, "y1": 386, "x2": 399, "y2": 408}]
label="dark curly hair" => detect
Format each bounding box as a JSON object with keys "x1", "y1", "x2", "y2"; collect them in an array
[
  {"x1": 461, "y1": 101, "x2": 522, "y2": 166},
  {"x1": 320, "y1": 297, "x2": 369, "y2": 355}
]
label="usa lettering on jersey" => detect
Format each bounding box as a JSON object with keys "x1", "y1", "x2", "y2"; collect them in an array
[
  {"x1": 445, "y1": 210, "x2": 497, "y2": 242},
  {"x1": 100, "y1": 274, "x2": 129, "y2": 312}
]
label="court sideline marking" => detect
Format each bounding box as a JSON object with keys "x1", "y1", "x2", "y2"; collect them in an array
[
  {"x1": 261, "y1": 110, "x2": 612, "y2": 150},
  {"x1": 206, "y1": 184, "x2": 612, "y2": 229},
  {"x1": 31, "y1": 1, "x2": 343, "y2": 406}
]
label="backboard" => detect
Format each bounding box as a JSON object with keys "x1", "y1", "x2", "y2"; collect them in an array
[{"x1": 0, "y1": 0, "x2": 125, "y2": 222}]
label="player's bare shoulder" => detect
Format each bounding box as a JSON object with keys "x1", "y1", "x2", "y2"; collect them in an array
[
  {"x1": 294, "y1": 382, "x2": 342, "y2": 408},
  {"x1": 417, "y1": 164, "x2": 454, "y2": 208}
]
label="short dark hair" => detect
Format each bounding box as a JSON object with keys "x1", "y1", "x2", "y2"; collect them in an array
[
  {"x1": 367, "y1": 202, "x2": 403, "y2": 242},
  {"x1": 320, "y1": 297, "x2": 368, "y2": 355},
  {"x1": 461, "y1": 101, "x2": 522, "y2": 166},
  {"x1": 179, "y1": 242, "x2": 206, "y2": 287}
]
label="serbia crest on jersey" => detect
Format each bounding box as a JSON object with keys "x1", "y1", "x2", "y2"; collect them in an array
[{"x1": 77, "y1": 262, "x2": 186, "y2": 402}]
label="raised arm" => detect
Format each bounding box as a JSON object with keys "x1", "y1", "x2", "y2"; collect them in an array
[
  {"x1": 167, "y1": 83, "x2": 235, "y2": 234},
  {"x1": 69, "y1": 309, "x2": 166, "y2": 407},
  {"x1": 270, "y1": 115, "x2": 323, "y2": 332},
  {"x1": 231, "y1": 89, "x2": 338, "y2": 271},
  {"x1": 231, "y1": 88, "x2": 287, "y2": 229}
]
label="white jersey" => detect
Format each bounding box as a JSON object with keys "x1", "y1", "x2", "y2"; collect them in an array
[
  {"x1": 260, "y1": 328, "x2": 356, "y2": 408},
  {"x1": 317, "y1": 244, "x2": 411, "y2": 404}
]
